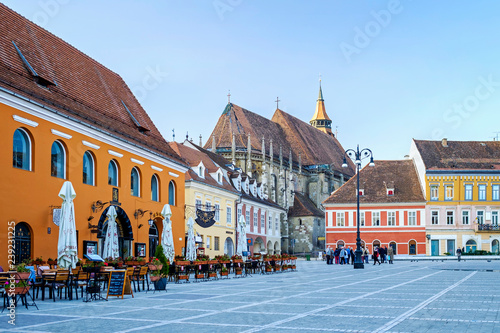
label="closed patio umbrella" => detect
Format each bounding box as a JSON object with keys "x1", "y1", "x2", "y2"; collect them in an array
[
  {"x1": 185, "y1": 217, "x2": 196, "y2": 261},
  {"x1": 103, "y1": 206, "x2": 119, "y2": 259},
  {"x1": 161, "y1": 204, "x2": 175, "y2": 264},
  {"x1": 57, "y1": 181, "x2": 78, "y2": 269},
  {"x1": 237, "y1": 215, "x2": 247, "y2": 257}
]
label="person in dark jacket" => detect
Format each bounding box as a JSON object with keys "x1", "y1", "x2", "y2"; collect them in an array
[
  {"x1": 373, "y1": 247, "x2": 381, "y2": 265},
  {"x1": 350, "y1": 247, "x2": 355, "y2": 265}
]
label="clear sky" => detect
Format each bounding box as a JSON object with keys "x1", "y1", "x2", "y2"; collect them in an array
[{"x1": 3, "y1": 0, "x2": 500, "y2": 160}]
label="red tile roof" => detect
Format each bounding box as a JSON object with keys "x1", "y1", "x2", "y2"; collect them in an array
[
  {"x1": 0, "y1": 4, "x2": 185, "y2": 165},
  {"x1": 323, "y1": 160, "x2": 425, "y2": 204},
  {"x1": 289, "y1": 192, "x2": 324, "y2": 217},
  {"x1": 205, "y1": 103, "x2": 355, "y2": 176},
  {"x1": 414, "y1": 139, "x2": 500, "y2": 170}
]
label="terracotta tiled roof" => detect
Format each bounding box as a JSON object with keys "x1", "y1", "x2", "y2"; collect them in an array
[
  {"x1": 168, "y1": 141, "x2": 239, "y2": 194},
  {"x1": 0, "y1": 4, "x2": 185, "y2": 165},
  {"x1": 289, "y1": 192, "x2": 324, "y2": 217},
  {"x1": 323, "y1": 160, "x2": 425, "y2": 204},
  {"x1": 205, "y1": 103, "x2": 355, "y2": 176},
  {"x1": 414, "y1": 139, "x2": 500, "y2": 170}
]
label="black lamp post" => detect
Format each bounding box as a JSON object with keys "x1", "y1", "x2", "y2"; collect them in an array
[{"x1": 342, "y1": 145, "x2": 374, "y2": 269}]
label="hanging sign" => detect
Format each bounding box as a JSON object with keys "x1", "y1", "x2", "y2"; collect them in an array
[{"x1": 195, "y1": 209, "x2": 216, "y2": 228}]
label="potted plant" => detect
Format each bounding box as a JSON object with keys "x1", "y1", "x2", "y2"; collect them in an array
[
  {"x1": 220, "y1": 266, "x2": 229, "y2": 277},
  {"x1": 137, "y1": 257, "x2": 145, "y2": 266},
  {"x1": 47, "y1": 258, "x2": 57, "y2": 265},
  {"x1": 4, "y1": 279, "x2": 30, "y2": 295},
  {"x1": 265, "y1": 264, "x2": 272, "y2": 273},
  {"x1": 148, "y1": 257, "x2": 163, "y2": 271},
  {"x1": 151, "y1": 245, "x2": 169, "y2": 290},
  {"x1": 125, "y1": 256, "x2": 135, "y2": 266},
  {"x1": 15, "y1": 263, "x2": 31, "y2": 280},
  {"x1": 235, "y1": 267, "x2": 243, "y2": 275},
  {"x1": 33, "y1": 256, "x2": 44, "y2": 265}
]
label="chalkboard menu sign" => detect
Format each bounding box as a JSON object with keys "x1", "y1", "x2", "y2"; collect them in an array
[{"x1": 107, "y1": 270, "x2": 127, "y2": 299}]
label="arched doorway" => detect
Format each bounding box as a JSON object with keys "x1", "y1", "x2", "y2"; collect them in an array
[
  {"x1": 97, "y1": 206, "x2": 133, "y2": 258},
  {"x1": 254, "y1": 237, "x2": 264, "y2": 254},
  {"x1": 274, "y1": 241, "x2": 280, "y2": 254},
  {"x1": 224, "y1": 237, "x2": 234, "y2": 256},
  {"x1": 337, "y1": 240, "x2": 345, "y2": 249},
  {"x1": 466, "y1": 239, "x2": 477, "y2": 253},
  {"x1": 372, "y1": 240, "x2": 381, "y2": 251},
  {"x1": 389, "y1": 241, "x2": 397, "y2": 255},
  {"x1": 15, "y1": 222, "x2": 31, "y2": 264},
  {"x1": 492, "y1": 239, "x2": 499, "y2": 254},
  {"x1": 267, "y1": 241, "x2": 273, "y2": 254},
  {"x1": 149, "y1": 223, "x2": 159, "y2": 258},
  {"x1": 408, "y1": 240, "x2": 417, "y2": 255}
]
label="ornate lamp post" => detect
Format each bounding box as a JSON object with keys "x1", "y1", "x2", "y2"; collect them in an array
[{"x1": 342, "y1": 145, "x2": 374, "y2": 269}]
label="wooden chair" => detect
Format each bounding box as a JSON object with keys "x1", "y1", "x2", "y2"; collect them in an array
[
  {"x1": 53, "y1": 269, "x2": 71, "y2": 300},
  {"x1": 136, "y1": 267, "x2": 149, "y2": 291},
  {"x1": 126, "y1": 267, "x2": 138, "y2": 292},
  {"x1": 72, "y1": 270, "x2": 88, "y2": 300}
]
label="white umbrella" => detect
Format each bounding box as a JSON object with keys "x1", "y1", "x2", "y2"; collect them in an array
[
  {"x1": 57, "y1": 181, "x2": 78, "y2": 269},
  {"x1": 185, "y1": 217, "x2": 196, "y2": 261},
  {"x1": 161, "y1": 204, "x2": 175, "y2": 263},
  {"x1": 103, "y1": 206, "x2": 119, "y2": 259},
  {"x1": 237, "y1": 215, "x2": 247, "y2": 257}
]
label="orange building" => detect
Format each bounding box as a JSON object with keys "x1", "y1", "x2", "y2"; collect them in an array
[
  {"x1": 323, "y1": 160, "x2": 426, "y2": 256},
  {"x1": 0, "y1": 4, "x2": 188, "y2": 269}
]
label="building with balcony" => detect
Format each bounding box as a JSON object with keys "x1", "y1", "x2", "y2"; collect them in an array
[{"x1": 410, "y1": 138, "x2": 500, "y2": 255}]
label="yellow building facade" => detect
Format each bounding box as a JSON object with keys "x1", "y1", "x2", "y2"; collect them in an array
[{"x1": 411, "y1": 139, "x2": 500, "y2": 256}]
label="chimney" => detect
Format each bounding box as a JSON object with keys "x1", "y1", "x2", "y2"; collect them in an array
[{"x1": 441, "y1": 138, "x2": 448, "y2": 147}]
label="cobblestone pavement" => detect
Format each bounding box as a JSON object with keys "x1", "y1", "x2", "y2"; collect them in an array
[{"x1": 2, "y1": 259, "x2": 500, "y2": 332}]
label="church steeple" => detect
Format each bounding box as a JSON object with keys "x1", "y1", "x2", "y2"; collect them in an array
[{"x1": 310, "y1": 79, "x2": 333, "y2": 136}]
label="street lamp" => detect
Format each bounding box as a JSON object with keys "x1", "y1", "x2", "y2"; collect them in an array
[{"x1": 342, "y1": 145, "x2": 374, "y2": 269}]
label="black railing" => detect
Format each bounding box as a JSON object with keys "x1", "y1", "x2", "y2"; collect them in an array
[{"x1": 477, "y1": 224, "x2": 500, "y2": 231}]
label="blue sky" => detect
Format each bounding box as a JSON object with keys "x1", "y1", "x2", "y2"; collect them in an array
[{"x1": 3, "y1": 0, "x2": 500, "y2": 160}]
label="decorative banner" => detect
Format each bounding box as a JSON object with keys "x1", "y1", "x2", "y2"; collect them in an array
[
  {"x1": 53, "y1": 208, "x2": 61, "y2": 226},
  {"x1": 195, "y1": 209, "x2": 216, "y2": 228}
]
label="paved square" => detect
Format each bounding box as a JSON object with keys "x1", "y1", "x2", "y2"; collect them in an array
[{"x1": 2, "y1": 259, "x2": 500, "y2": 332}]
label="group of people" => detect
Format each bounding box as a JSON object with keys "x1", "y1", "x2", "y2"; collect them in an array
[{"x1": 324, "y1": 245, "x2": 395, "y2": 265}]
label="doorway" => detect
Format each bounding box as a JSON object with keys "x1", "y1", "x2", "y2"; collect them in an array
[{"x1": 431, "y1": 239, "x2": 439, "y2": 256}]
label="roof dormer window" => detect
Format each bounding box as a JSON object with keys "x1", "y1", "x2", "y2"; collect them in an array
[{"x1": 194, "y1": 161, "x2": 205, "y2": 178}]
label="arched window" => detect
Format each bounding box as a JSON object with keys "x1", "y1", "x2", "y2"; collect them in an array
[
  {"x1": 151, "y1": 174, "x2": 159, "y2": 202},
  {"x1": 51, "y1": 141, "x2": 65, "y2": 178},
  {"x1": 15, "y1": 222, "x2": 31, "y2": 264},
  {"x1": 83, "y1": 151, "x2": 95, "y2": 185},
  {"x1": 492, "y1": 239, "x2": 499, "y2": 255},
  {"x1": 408, "y1": 240, "x2": 417, "y2": 255},
  {"x1": 465, "y1": 239, "x2": 477, "y2": 253},
  {"x1": 389, "y1": 241, "x2": 397, "y2": 255},
  {"x1": 108, "y1": 160, "x2": 118, "y2": 186},
  {"x1": 13, "y1": 128, "x2": 31, "y2": 170},
  {"x1": 131, "y1": 167, "x2": 140, "y2": 197},
  {"x1": 168, "y1": 181, "x2": 176, "y2": 205}
]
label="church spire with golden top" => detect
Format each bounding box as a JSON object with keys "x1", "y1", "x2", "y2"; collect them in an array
[{"x1": 310, "y1": 77, "x2": 333, "y2": 136}]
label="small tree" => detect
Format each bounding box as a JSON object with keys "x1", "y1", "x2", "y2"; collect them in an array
[{"x1": 154, "y1": 244, "x2": 169, "y2": 277}]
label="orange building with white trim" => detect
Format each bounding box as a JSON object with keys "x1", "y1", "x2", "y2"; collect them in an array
[
  {"x1": 0, "y1": 4, "x2": 188, "y2": 269},
  {"x1": 323, "y1": 160, "x2": 426, "y2": 256}
]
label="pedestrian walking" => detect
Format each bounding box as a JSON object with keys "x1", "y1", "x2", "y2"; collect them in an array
[
  {"x1": 373, "y1": 247, "x2": 381, "y2": 265},
  {"x1": 387, "y1": 245, "x2": 394, "y2": 264},
  {"x1": 363, "y1": 247, "x2": 370, "y2": 264},
  {"x1": 340, "y1": 248, "x2": 346, "y2": 265},
  {"x1": 326, "y1": 247, "x2": 332, "y2": 265},
  {"x1": 346, "y1": 247, "x2": 350, "y2": 264},
  {"x1": 350, "y1": 247, "x2": 355, "y2": 265},
  {"x1": 456, "y1": 247, "x2": 462, "y2": 262},
  {"x1": 334, "y1": 247, "x2": 340, "y2": 264}
]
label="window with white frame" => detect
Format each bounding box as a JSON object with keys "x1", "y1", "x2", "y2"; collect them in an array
[
  {"x1": 260, "y1": 213, "x2": 265, "y2": 230},
  {"x1": 464, "y1": 184, "x2": 473, "y2": 200},
  {"x1": 205, "y1": 201, "x2": 211, "y2": 211},
  {"x1": 206, "y1": 236, "x2": 211, "y2": 250},
  {"x1": 372, "y1": 212, "x2": 380, "y2": 226},
  {"x1": 446, "y1": 211, "x2": 454, "y2": 225},
  {"x1": 477, "y1": 210, "x2": 484, "y2": 224},
  {"x1": 431, "y1": 211, "x2": 439, "y2": 225},
  {"x1": 13, "y1": 128, "x2": 32, "y2": 171},
  {"x1": 360, "y1": 211, "x2": 365, "y2": 226},
  {"x1": 408, "y1": 211, "x2": 417, "y2": 225},
  {"x1": 462, "y1": 210, "x2": 470, "y2": 225},
  {"x1": 492, "y1": 211, "x2": 499, "y2": 225},
  {"x1": 430, "y1": 185, "x2": 439, "y2": 201},
  {"x1": 388, "y1": 211, "x2": 396, "y2": 226},
  {"x1": 445, "y1": 185, "x2": 454, "y2": 201},
  {"x1": 478, "y1": 184, "x2": 486, "y2": 201},
  {"x1": 336, "y1": 212, "x2": 345, "y2": 226},
  {"x1": 214, "y1": 203, "x2": 220, "y2": 221},
  {"x1": 268, "y1": 215, "x2": 272, "y2": 233},
  {"x1": 195, "y1": 199, "x2": 202, "y2": 209},
  {"x1": 275, "y1": 217, "x2": 279, "y2": 231},
  {"x1": 493, "y1": 185, "x2": 500, "y2": 201},
  {"x1": 226, "y1": 206, "x2": 232, "y2": 225},
  {"x1": 245, "y1": 210, "x2": 250, "y2": 226},
  {"x1": 253, "y1": 211, "x2": 258, "y2": 227},
  {"x1": 237, "y1": 207, "x2": 242, "y2": 221}
]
